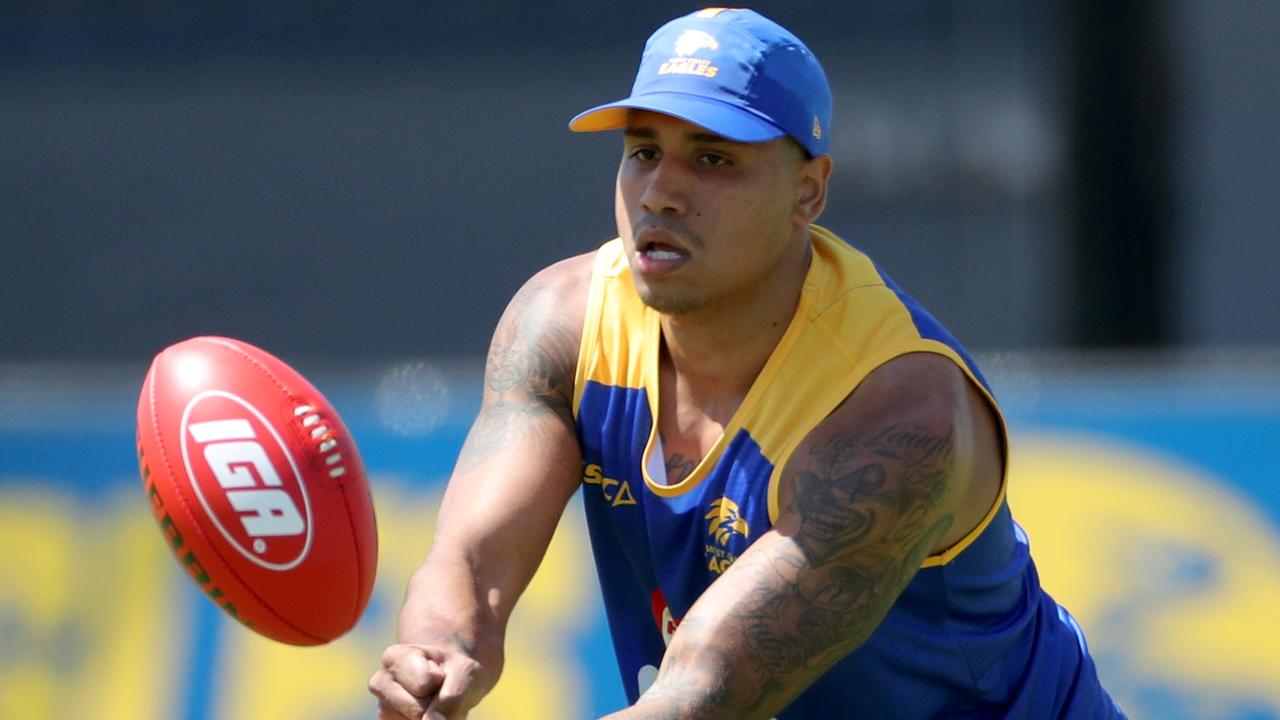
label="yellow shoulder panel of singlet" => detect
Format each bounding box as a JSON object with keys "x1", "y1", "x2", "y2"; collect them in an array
[
  {"x1": 758, "y1": 226, "x2": 1009, "y2": 568},
  {"x1": 573, "y1": 239, "x2": 655, "y2": 416}
]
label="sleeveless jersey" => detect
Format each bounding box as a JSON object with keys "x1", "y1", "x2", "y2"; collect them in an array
[{"x1": 572, "y1": 226, "x2": 1124, "y2": 718}]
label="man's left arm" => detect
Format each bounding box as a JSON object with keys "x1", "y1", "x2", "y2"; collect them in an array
[{"x1": 603, "y1": 352, "x2": 1002, "y2": 720}]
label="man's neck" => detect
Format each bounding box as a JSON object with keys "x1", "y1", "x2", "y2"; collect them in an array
[{"x1": 659, "y1": 234, "x2": 812, "y2": 403}]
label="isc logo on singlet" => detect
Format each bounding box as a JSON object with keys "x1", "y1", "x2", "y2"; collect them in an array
[{"x1": 180, "y1": 390, "x2": 313, "y2": 570}]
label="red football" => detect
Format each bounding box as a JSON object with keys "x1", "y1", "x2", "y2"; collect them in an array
[{"x1": 136, "y1": 336, "x2": 378, "y2": 645}]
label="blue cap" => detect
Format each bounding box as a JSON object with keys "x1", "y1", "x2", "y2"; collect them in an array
[{"x1": 569, "y1": 8, "x2": 832, "y2": 157}]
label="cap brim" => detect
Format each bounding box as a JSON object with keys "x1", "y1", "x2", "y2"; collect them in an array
[{"x1": 568, "y1": 92, "x2": 786, "y2": 143}]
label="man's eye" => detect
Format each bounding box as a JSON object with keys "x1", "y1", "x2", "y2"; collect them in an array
[
  {"x1": 699, "y1": 153, "x2": 730, "y2": 167},
  {"x1": 630, "y1": 147, "x2": 658, "y2": 161}
]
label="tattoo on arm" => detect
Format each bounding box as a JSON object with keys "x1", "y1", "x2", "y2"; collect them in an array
[
  {"x1": 454, "y1": 276, "x2": 579, "y2": 473},
  {"x1": 663, "y1": 451, "x2": 698, "y2": 485},
  {"x1": 751, "y1": 423, "x2": 954, "y2": 688},
  {"x1": 643, "y1": 421, "x2": 958, "y2": 717}
]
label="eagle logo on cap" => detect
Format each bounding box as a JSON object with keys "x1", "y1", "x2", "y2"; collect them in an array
[{"x1": 675, "y1": 30, "x2": 720, "y2": 57}]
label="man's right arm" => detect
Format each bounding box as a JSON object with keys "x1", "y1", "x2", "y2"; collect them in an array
[{"x1": 370, "y1": 253, "x2": 593, "y2": 720}]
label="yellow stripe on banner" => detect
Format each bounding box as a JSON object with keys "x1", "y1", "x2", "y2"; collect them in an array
[
  {"x1": 216, "y1": 482, "x2": 595, "y2": 720},
  {"x1": 0, "y1": 491, "x2": 75, "y2": 720},
  {"x1": 86, "y1": 492, "x2": 186, "y2": 720},
  {"x1": 1008, "y1": 434, "x2": 1280, "y2": 714},
  {"x1": 0, "y1": 488, "x2": 181, "y2": 720}
]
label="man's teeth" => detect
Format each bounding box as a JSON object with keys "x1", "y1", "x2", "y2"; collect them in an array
[{"x1": 647, "y1": 247, "x2": 682, "y2": 260}]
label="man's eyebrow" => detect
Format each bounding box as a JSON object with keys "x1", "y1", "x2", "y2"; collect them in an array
[{"x1": 623, "y1": 126, "x2": 740, "y2": 146}]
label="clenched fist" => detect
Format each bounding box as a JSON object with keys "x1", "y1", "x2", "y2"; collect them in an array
[{"x1": 369, "y1": 642, "x2": 491, "y2": 720}]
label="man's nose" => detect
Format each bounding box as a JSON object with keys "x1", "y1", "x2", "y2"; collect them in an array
[{"x1": 640, "y1": 159, "x2": 689, "y2": 217}]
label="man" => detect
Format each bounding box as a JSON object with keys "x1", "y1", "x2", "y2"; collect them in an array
[{"x1": 370, "y1": 8, "x2": 1125, "y2": 719}]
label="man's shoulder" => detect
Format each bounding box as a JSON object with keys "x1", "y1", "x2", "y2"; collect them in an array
[
  {"x1": 511, "y1": 249, "x2": 598, "y2": 323},
  {"x1": 829, "y1": 352, "x2": 974, "y2": 429},
  {"x1": 492, "y1": 249, "x2": 600, "y2": 389},
  {"x1": 779, "y1": 352, "x2": 984, "y2": 508},
  {"x1": 527, "y1": 249, "x2": 599, "y2": 293},
  {"x1": 479, "y1": 250, "x2": 603, "y2": 421},
  {"x1": 781, "y1": 350, "x2": 1005, "y2": 556}
]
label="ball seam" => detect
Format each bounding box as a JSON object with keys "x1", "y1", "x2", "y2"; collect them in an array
[{"x1": 205, "y1": 337, "x2": 367, "y2": 636}]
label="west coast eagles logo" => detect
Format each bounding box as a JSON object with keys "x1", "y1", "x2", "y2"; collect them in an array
[
  {"x1": 674, "y1": 29, "x2": 719, "y2": 57},
  {"x1": 706, "y1": 496, "x2": 749, "y2": 543},
  {"x1": 704, "y1": 496, "x2": 749, "y2": 574},
  {"x1": 659, "y1": 30, "x2": 721, "y2": 78}
]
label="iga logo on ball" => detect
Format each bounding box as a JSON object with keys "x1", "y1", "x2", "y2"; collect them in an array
[
  {"x1": 180, "y1": 391, "x2": 312, "y2": 569},
  {"x1": 137, "y1": 336, "x2": 378, "y2": 646}
]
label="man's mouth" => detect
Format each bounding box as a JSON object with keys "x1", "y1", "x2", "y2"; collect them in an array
[
  {"x1": 635, "y1": 226, "x2": 691, "y2": 256},
  {"x1": 642, "y1": 242, "x2": 686, "y2": 260},
  {"x1": 632, "y1": 230, "x2": 693, "y2": 277}
]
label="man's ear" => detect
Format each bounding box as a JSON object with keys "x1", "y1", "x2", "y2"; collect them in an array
[{"x1": 794, "y1": 154, "x2": 833, "y2": 227}]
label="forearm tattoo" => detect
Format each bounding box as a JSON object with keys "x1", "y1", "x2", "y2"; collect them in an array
[{"x1": 642, "y1": 420, "x2": 958, "y2": 717}]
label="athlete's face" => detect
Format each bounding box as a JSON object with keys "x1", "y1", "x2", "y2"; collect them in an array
[{"x1": 615, "y1": 111, "x2": 830, "y2": 316}]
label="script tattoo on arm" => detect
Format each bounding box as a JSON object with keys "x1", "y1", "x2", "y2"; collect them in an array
[
  {"x1": 622, "y1": 420, "x2": 959, "y2": 719},
  {"x1": 453, "y1": 273, "x2": 580, "y2": 474}
]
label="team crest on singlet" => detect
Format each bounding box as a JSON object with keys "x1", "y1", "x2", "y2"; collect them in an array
[{"x1": 704, "y1": 495, "x2": 749, "y2": 574}]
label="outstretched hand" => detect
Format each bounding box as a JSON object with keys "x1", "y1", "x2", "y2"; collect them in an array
[{"x1": 369, "y1": 643, "x2": 487, "y2": 720}]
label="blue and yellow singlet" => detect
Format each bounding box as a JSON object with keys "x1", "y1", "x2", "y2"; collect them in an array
[{"x1": 572, "y1": 226, "x2": 1124, "y2": 718}]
